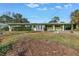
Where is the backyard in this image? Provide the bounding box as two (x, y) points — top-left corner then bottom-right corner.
(0, 31), (79, 56)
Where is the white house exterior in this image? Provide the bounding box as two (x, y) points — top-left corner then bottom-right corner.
(0, 23), (75, 31)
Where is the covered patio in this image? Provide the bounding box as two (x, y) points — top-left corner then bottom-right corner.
(3, 23), (74, 31)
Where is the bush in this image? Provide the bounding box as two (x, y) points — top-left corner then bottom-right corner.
(1, 27), (9, 31)
(76, 28), (79, 31)
(13, 27), (31, 31)
(0, 44), (12, 56)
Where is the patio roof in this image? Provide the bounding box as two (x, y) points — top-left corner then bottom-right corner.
(5, 23), (73, 25)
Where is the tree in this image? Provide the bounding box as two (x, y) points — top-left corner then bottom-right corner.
(22, 18), (30, 23)
(12, 13), (22, 23)
(49, 16), (60, 23)
(0, 15), (13, 23)
(71, 9), (79, 29)
(12, 13), (29, 23)
(0, 12), (30, 23)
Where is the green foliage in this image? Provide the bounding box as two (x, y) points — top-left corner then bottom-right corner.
(46, 24), (52, 27)
(0, 12), (30, 23)
(13, 27), (31, 31)
(49, 16), (60, 23)
(1, 27), (9, 31)
(71, 9), (79, 24)
(75, 28), (79, 31)
(0, 15), (13, 23)
(0, 44), (12, 56)
(64, 24), (71, 30)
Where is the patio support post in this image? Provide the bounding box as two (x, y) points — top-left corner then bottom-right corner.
(31, 25), (34, 30)
(76, 24), (78, 29)
(62, 25), (64, 31)
(42, 25), (45, 31)
(71, 24), (73, 31)
(53, 25), (55, 31)
(8, 25), (12, 31)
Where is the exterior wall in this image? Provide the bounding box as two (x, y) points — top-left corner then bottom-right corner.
(8, 24), (65, 31)
(47, 25), (64, 31)
(32, 25), (45, 31)
(25, 25), (30, 27)
(47, 27), (53, 31)
(6, 23), (73, 31)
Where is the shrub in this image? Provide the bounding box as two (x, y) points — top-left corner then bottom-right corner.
(76, 28), (79, 31)
(1, 27), (9, 31)
(13, 27), (31, 31)
(0, 44), (12, 56)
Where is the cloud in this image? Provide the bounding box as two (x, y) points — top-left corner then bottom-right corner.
(55, 6), (63, 9)
(37, 7), (48, 11)
(64, 4), (72, 8)
(25, 3), (40, 8)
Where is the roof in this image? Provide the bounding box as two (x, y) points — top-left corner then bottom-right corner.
(4, 23), (73, 25)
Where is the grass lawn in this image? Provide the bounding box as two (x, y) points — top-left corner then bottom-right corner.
(23, 31), (79, 50)
(0, 31), (79, 55)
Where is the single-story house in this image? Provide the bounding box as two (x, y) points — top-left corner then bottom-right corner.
(3, 23), (75, 31)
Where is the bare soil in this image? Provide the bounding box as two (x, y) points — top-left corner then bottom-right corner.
(6, 37), (79, 56)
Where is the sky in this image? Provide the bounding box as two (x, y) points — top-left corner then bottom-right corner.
(0, 3), (79, 23)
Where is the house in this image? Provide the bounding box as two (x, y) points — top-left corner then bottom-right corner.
(4, 23), (75, 31)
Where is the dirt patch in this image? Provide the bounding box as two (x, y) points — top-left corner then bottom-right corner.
(6, 37), (79, 56)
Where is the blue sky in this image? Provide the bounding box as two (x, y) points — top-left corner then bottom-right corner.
(0, 3), (79, 23)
